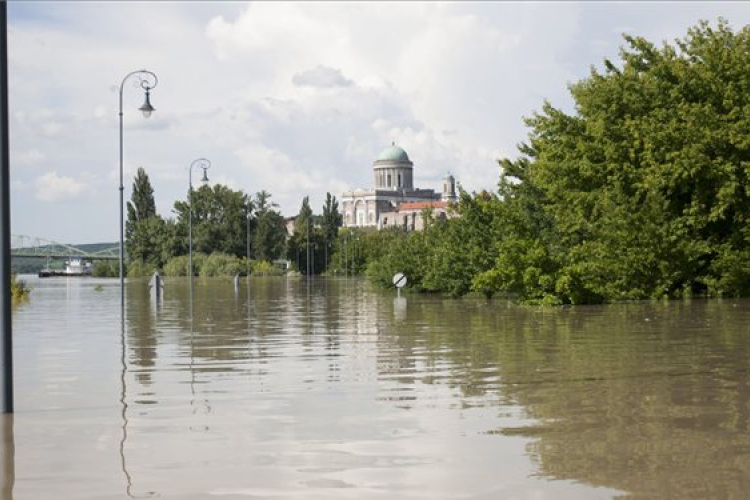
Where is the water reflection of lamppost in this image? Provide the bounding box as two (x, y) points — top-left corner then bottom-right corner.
(1, 414), (13, 499)
(119, 311), (156, 498)
(188, 159), (211, 300)
(119, 70), (157, 304)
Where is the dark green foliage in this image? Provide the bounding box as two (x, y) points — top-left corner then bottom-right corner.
(92, 260), (118, 277)
(173, 184), (251, 257)
(480, 18), (750, 303)
(126, 168), (170, 268)
(252, 190), (287, 261)
(287, 196), (327, 274)
(366, 19), (750, 304)
(126, 260), (157, 278)
(365, 227), (431, 290)
(321, 193), (343, 263)
(123, 167), (290, 275)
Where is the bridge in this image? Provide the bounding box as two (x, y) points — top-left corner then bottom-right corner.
(11, 234), (119, 261)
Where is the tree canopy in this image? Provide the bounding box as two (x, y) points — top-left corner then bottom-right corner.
(366, 19), (750, 303)
(484, 18), (750, 302)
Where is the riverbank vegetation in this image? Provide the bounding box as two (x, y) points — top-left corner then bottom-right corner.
(11, 273), (30, 305)
(366, 19), (750, 304)
(113, 19), (750, 305)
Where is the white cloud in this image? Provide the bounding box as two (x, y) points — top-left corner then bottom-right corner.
(8, 2), (750, 242)
(292, 65), (353, 89)
(14, 149), (45, 166)
(34, 171), (89, 202)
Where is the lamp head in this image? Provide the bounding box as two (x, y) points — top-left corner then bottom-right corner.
(201, 168), (209, 183)
(139, 88), (155, 118)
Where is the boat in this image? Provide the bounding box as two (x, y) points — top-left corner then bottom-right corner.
(38, 257), (93, 278)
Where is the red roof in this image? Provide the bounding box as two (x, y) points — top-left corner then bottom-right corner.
(399, 201), (447, 211)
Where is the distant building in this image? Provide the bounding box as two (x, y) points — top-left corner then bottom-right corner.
(284, 216), (296, 237)
(341, 143), (457, 230)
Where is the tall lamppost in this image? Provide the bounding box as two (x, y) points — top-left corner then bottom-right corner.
(344, 233), (348, 278)
(306, 216), (310, 278)
(188, 158), (211, 300)
(119, 69), (157, 305)
(246, 202), (252, 279)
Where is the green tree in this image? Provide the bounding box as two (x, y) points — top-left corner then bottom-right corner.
(481, 18), (750, 303)
(128, 167), (156, 220)
(320, 192), (343, 272)
(252, 190), (287, 261)
(173, 184), (251, 257)
(287, 196), (322, 274)
(126, 168), (167, 267)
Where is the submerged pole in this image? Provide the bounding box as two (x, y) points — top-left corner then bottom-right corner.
(0, 2), (13, 414)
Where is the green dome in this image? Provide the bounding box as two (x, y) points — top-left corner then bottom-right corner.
(377, 143), (410, 163)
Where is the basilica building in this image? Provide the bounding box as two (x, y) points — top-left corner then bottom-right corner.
(341, 143), (457, 230)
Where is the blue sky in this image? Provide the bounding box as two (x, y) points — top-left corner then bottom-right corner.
(8, 2), (750, 244)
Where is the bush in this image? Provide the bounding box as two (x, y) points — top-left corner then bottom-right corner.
(251, 260), (285, 276)
(163, 255), (190, 277)
(92, 260), (118, 277)
(11, 273), (30, 305)
(201, 252), (241, 277)
(127, 259), (157, 278)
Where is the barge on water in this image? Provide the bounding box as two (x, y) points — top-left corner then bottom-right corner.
(38, 257), (93, 278)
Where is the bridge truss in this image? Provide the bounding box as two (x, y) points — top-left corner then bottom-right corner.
(10, 234), (119, 261)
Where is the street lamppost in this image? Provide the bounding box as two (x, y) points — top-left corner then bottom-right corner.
(188, 158), (211, 300)
(344, 233), (348, 278)
(306, 216), (310, 278)
(119, 69), (157, 305)
(246, 202), (252, 279)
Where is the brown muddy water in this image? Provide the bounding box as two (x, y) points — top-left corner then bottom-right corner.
(2, 275), (750, 499)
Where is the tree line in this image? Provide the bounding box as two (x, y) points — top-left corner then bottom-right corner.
(113, 167), (345, 278)
(121, 19), (750, 305)
(363, 19), (750, 304)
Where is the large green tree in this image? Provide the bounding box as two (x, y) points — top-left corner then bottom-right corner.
(173, 184), (251, 257)
(320, 192), (343, 271)
(126, 167), (168, 267)
(478, 18), (750, 302)
(321, 193), (342, 242)
(252, 190), (287, 261)
(287, 196), (325, 274)
(362, 19), (750, 304)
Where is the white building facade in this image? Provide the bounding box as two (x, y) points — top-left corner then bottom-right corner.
(341, 144), (457, 230)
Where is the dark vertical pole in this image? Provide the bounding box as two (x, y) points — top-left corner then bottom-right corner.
(245, 206), (250, 278)
(0, 2), (13, 414)
(306, 217), (310, 278)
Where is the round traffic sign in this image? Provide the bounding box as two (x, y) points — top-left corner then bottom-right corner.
(392, 272), (407, 288)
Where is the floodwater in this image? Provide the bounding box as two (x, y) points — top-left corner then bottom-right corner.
(3, 276), (750, 499)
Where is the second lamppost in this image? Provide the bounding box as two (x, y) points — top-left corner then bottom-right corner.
(188, 158), (211, 299)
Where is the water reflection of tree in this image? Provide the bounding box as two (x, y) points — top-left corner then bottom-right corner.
(383, 298), (750, 499)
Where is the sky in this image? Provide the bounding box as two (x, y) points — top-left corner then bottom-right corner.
(8, 1), (750, 245)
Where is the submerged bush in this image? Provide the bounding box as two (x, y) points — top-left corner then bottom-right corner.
(127, 259), (157, 278)
(201, 252), (241, 277)
(11, 273), (30, 305)
(92, 260), (118, 278)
